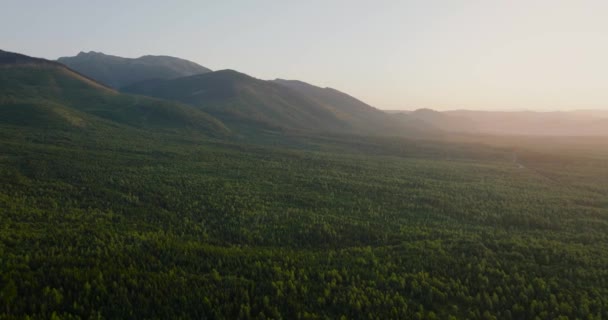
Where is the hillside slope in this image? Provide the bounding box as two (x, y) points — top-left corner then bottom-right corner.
(124, 71), (436, 137)
(273, 79), (430, 135)
(0, 50), (229, 136)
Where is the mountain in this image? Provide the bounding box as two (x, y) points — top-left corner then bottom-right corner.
(272, 79), (413, 133)
(57, 51), (211, 88)
(0, 49), (228, 136)
(124, 71), (436, 136)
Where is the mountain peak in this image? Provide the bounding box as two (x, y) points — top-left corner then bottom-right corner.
(212, 69), (253, 79)
(57, 52), (212, 88)
(77, 51), (105, 57)
(412, 108), (440, 114)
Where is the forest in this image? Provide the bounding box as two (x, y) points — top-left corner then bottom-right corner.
(1, 123), (607, 319)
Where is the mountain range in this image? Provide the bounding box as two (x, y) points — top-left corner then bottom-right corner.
(123, 70), (433, 136)
(3, 49), (608, 139)
(0, 50), (437, 141)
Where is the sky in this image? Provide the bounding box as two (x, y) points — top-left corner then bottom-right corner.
(3, 0), (608, 111)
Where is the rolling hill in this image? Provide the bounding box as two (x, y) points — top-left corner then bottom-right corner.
(57, 51), (211, 88)
(0, 50), (229, 136)
(123, 70), (436, 137)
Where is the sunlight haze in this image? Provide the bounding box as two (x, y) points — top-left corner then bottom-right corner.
(3, 0), (608, 110)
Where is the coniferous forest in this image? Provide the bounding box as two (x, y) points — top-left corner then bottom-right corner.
(2, 125), (608, 319)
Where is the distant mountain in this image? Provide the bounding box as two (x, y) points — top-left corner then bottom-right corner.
(387, 108), (608, 136)
(57, 51), (211, 88)
(389, 108), (478, 133)
(124, 71), (436, 136)
(446, 110), (608, 136)
(0, 49), (228, 136)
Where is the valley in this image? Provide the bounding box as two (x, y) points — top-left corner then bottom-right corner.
(0, 49), (607, 319)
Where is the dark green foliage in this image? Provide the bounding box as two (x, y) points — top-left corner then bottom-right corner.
(1, 123), (607, 319)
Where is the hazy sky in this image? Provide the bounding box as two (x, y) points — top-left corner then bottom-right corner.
(3, 0), (608, 111)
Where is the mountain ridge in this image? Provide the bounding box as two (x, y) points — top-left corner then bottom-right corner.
(124, 70), (437, 137)
(0, 50), (229, 136)
(57, 51), (212, 88)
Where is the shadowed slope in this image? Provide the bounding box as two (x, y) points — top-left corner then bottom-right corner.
(57, 51), (212, 88)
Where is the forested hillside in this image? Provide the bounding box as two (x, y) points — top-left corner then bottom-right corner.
(123, 70), (434, 137)
(0, 50), (229, 137)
